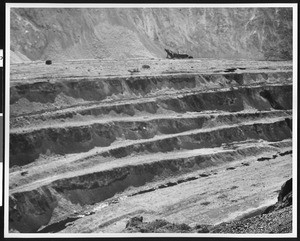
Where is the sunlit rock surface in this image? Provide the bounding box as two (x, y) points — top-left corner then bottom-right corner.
(10, 8), (292, 62)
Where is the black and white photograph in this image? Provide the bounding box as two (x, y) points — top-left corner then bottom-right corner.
(4, 3), (297, 237)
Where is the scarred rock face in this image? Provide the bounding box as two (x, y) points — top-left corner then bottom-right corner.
(10, 8), (292, 62)
(9, 187), (58, 233)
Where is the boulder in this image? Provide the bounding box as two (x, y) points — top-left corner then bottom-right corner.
(263, 178), (292, 214)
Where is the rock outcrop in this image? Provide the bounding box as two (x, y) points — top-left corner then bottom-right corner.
(124, 216), (193, 233)
(263, 178), (292, 214)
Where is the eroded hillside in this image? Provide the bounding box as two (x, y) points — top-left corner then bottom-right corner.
(10, 8), (292, 62)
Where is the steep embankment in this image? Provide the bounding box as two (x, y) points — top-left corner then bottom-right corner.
(10, 8), (292, 62)
(9, 59), (293, 233)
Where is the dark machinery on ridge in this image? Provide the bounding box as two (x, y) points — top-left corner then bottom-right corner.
(165, 48), (193, 59)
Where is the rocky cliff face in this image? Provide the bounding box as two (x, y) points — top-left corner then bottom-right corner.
(10, 8), (292, 62)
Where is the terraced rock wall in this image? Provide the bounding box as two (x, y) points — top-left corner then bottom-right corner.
(9, 63), (293, 233)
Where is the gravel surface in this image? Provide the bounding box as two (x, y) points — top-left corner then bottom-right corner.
(123, 179), (293, 234)
(211, 205), (292, 233)
(123, 205), (292, 234)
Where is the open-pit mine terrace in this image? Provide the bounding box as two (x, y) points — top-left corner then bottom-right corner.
(9, 58), (293, 233)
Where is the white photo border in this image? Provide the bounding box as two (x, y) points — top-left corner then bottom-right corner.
(4, 3), (298, 238)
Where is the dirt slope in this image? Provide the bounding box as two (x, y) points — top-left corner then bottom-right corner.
(10, 8), (292, 62)
(122, 179), (293, 233)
